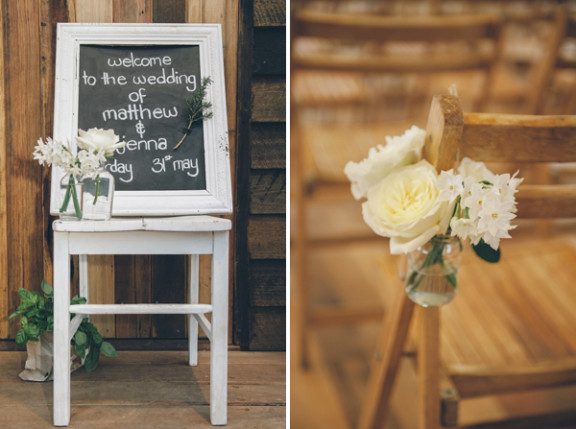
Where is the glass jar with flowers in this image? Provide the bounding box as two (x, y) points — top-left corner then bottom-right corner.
(345, 126), (522, 307)
(33, 128), (125, 221)
(76, 128), (125, 220)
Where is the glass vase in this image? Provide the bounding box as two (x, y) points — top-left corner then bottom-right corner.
(58, 174), (83, 221)
(82, 170), (115, 221)
(405, 235), (462, 307)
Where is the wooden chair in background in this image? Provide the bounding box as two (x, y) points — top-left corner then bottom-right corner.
(359, 94), (576, 429)
(291, 9), (504, 368)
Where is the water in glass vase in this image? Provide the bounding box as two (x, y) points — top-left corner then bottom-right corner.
(82, 171), (114, 220)
(404, 235), (461, 307)
(405, 269), (457, 307)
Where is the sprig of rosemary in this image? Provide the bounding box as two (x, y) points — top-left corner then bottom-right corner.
(173, 76), (214, 150)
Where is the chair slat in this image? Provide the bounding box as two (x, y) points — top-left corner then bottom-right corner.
(516, 185), (576, 218)
(461, 113), (576, 163)
(293, 53), (494, 73)
(294, 11), (500, 42)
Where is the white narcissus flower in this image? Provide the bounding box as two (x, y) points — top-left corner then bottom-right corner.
(435, 170), (463, 202)
(344, 125), (426, 200)
(362, 160), (453, 254)
(450, 217), (480, 243)
(76, 128), (126, 156)
(457, 157), (496, 183)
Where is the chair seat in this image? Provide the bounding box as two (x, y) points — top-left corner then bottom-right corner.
(53, 215), (232, 232)
(441, 235), (576, 397)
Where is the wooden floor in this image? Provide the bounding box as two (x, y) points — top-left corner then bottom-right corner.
(0, 350), (286, 428)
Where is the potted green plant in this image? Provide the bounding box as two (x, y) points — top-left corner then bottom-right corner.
(7, 279), (117, 381)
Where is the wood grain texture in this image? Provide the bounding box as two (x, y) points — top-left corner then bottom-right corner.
(4, 0), (45, 338)
(248, 307), (286, 350)
(247, 216), (286, 259)
(0, 350), (285, 427)
(88, 255), (116, 337)
(152, 0), (185, 23)
(294, 11), (500, 42)
(252, 78), (286, 122)
(249, 169), (286, 214)
(251, 123), (286, 169)
(113, 0), (151, 22)
(418, 307), (441, 429)
(254, 0), (285, 27)
(461, 112), (576, 163)
(249, 259), (285, 307)
(358, 289), (415, 429)
(253, 27), (286, 76)
(424, 95), (463, 172)
(40, 0), (70, 286)
(0, 0), (8, 338)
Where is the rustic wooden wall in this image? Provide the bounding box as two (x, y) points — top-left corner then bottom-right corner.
(236, 0), (286, 350)
(0, 0), (286, 351)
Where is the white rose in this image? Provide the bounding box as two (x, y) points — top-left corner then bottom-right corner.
(76, 128), (125, 156)
(362, 160), (453, 254)
(344, 125), (426, 200)
(457, 157), (496, 183)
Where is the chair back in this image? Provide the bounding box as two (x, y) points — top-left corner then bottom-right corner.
(425, 94), (576, 218)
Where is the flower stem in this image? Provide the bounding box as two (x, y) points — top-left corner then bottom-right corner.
(92, 174), (100, 205)
(59, 175), (73, 213)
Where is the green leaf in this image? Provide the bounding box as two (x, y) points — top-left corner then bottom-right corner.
(74, 330), (88, 346)
(70, 295), (87, 305)
(100, 341), (118, 357)
(472, 239), (501, 263)
(84, 346), (100, 372)
(23, 323), (40, 340)
(18, 289), (35, 307)
(41, 280), (53, 297)
(15, 329), (27, 346)
(74, 343), (87, 359)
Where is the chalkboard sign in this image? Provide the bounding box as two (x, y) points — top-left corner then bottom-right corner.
(51, 24), (232, 216)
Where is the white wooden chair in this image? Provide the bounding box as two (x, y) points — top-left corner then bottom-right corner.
(49, 23), (233, 427)
(52, 216), (231, 426)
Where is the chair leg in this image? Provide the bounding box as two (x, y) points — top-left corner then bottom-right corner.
(78, 255), (89, 301)
(210, 231), (228, 425)
(418, 306), (441, 429)
(53, 232), (71, 426)
(358, 290), (416, 429)
(189, 254), (200, 366)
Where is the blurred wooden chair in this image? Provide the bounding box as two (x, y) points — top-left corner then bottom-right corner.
(291, 10), (504, 368)
(359, 94), (576, 429)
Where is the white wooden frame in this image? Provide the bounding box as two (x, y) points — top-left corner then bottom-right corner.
(51, 23), (232, 216)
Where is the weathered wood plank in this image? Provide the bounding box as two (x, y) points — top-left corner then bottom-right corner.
(253, 27), (286, 76)
(0, 350), (285, 427)
(251, 123), (286, 169)
(87, 255), (116, 337)
(152, 255), (187, 338)
(247, 216), (286, 259)
(249, 260), (285, 307)
(0, 0), (9, 338)
(250, 169), (286, 214)
(152, 0), (185, 23)
(254, 0), (286, 27)
(235, 0), (255, 350)
(252, 78), (286, 122)
(249, 307), (286, 350)
(40, 0), (70, 287)
(113, 0), (151, 21)
(72, 0), (113, 21)
(4, 0), (45, 338)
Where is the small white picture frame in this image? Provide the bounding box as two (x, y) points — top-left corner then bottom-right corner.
(51, 23), (232, 216)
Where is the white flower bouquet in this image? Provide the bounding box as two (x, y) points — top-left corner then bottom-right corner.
(34, 128), (125, 219)
(345, 126), (522, 304)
